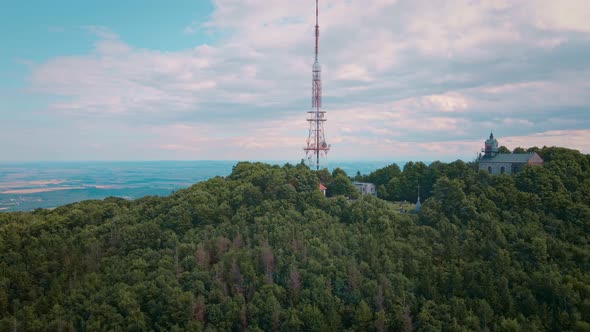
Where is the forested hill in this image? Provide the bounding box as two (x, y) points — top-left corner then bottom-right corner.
(1, 147), (589, 331)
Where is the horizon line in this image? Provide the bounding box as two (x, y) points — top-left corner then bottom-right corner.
(0, 158), (472, 164)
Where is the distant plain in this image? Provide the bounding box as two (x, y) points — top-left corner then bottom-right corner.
(0, 160), (398, 211)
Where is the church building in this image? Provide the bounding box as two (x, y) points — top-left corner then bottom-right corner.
(478, 132), (543, 175)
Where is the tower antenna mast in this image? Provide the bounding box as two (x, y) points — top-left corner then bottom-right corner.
(315, 0), (319, 61)
(304, 0), (330, 170)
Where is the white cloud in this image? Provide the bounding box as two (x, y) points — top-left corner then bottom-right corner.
(500, 130), (590, 152)
(532, 0), (590, 33)
(335, 64), (372, 82)
(20, 0), (590, 160)
(415, 94), (471, 113)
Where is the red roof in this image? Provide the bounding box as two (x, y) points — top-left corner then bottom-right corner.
(319, 183), (327, 190)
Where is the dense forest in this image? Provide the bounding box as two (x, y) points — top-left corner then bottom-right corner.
(1, 146), (589, 331)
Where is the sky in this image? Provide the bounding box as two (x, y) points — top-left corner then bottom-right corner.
(1, 0), (589, 162)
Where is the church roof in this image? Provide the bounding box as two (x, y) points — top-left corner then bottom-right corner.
(482, 152), (541, 163)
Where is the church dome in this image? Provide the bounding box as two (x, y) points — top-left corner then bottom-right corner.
(485, 132), (498, 146)
(483, 131), (499, 157)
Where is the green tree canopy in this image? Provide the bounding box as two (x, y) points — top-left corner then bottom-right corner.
(1, 147), (589, 331)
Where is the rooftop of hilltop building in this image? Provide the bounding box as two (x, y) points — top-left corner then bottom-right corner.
(481, 153), (542, 163)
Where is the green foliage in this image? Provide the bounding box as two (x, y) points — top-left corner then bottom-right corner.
(327, 175), (360, 199)
(365, 163), (401, 186)
(386, 161), (434, 201)
(1, 148), (589, 331)
(513, 147), (527, 154)
(331, 167), (348, 179)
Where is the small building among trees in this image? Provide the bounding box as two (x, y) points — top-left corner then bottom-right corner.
(478, 132), (544, 175)
(318, 183), (327, 196)
(353, 182), (377, 196)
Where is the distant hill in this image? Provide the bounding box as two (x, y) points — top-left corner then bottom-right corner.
(1, 147), (589, 331)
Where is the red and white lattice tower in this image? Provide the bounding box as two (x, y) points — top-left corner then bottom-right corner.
(304, 0), (330, 171)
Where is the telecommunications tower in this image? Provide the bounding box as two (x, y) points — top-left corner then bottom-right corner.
(304, 0), (330, 170)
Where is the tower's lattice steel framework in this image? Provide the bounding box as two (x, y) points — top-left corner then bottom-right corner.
(304, 0), (330, 170)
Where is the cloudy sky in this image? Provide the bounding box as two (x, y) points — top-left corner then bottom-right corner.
(1, 0), (589, 162)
